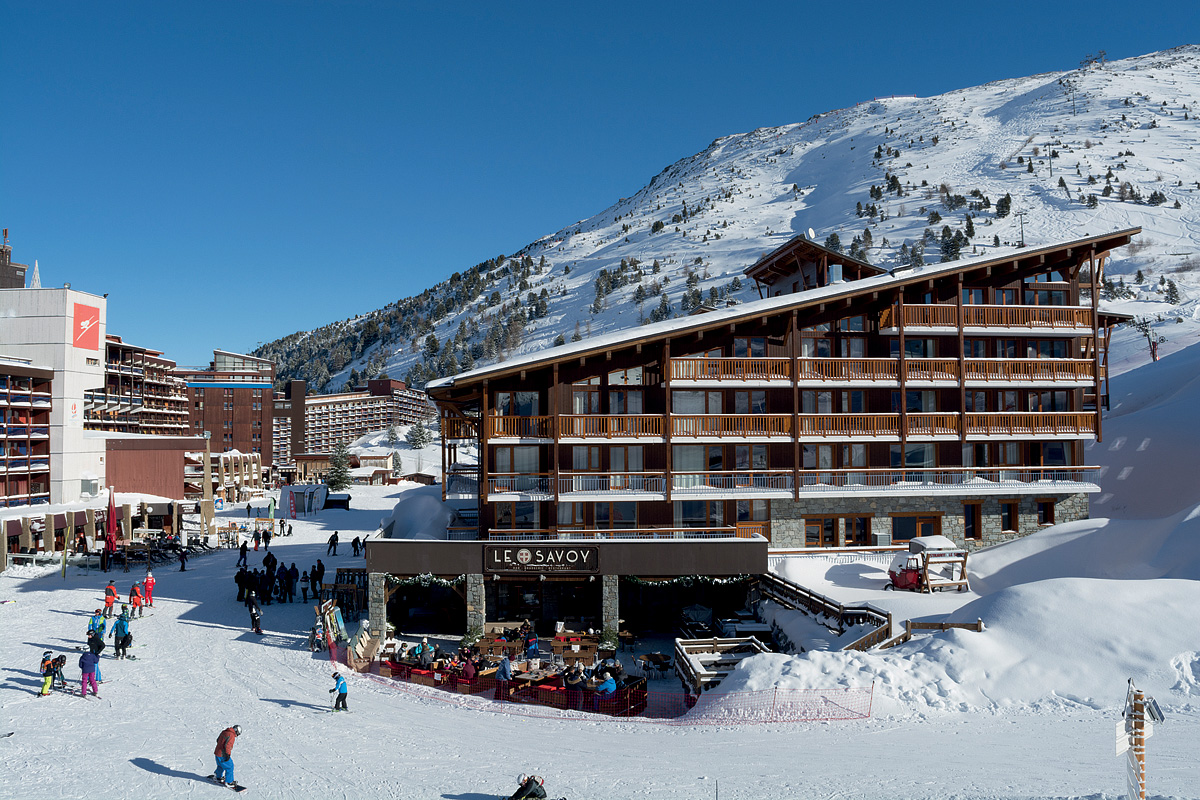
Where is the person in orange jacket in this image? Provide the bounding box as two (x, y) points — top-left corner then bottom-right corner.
(103, 580), (118, 618)
(143, 571), (155, 608)
(129, 582), (145, 618)
(209, 725), (242, 788)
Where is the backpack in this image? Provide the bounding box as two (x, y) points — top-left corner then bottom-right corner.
(41, 656), (54, 675)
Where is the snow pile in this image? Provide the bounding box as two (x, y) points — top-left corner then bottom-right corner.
(379, 484), (453, 539)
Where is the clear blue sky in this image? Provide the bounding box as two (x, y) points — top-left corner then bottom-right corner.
(3, 1), (1194, 365)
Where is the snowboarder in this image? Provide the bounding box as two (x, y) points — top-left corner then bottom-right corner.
(329, 672), (348, 711)
(210, 724), (242, 789)
(129, 582), (145, 618)
(104, 580), (118, 618)
(110, 609), (132, 660)
(248, 592), (263, 635)
(351, 536), (361, 557)
(144, 571), (156, 608)
(78, 650), (100, 697)
(326, 531), (339, 556)
(509, 773), (549, 800)
(236, 540), (248, 568)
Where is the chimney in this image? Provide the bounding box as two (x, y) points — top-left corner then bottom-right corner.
(829, 264), (844, 284)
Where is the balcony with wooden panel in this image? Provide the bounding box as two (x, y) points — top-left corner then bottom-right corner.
(442, 417), (479, 440)
(670, 470), (794, 499)
(558, 472), (667, 499)
(793, 466), (1101, 497)
(486, 415), (554, 441)
(669, 357), (792, 385)
(795, 357), (1094, 388)
(795, 358), (899, 386)
(880, 304), (1094, 335)
(559, 414), (663, 441)
(485, 526), (764, 542)
(670, 414), (792, 440)
(963, 359), (1095, 386)
(486, 472), (552, 499)
(964, 412), (1096, 439)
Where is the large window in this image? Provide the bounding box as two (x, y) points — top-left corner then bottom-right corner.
(572, 446), (600, 471)
(840, 390), (866, 413)
(891, 390), (936, 413)
(962, 288), (985, 304)
(594, 502), (637, 529)
(963, 503), (982, 540)
(557, 502), (585, 528)
(495, 502), (539, 529)
(890, 338), (936, 358)
(496, 391), (539, 416)
(805, 518), (837, 547)
(734, 444), (768, 471)
(572, 378), (600, 414)
(1000, 501), (1019, 532)
(609, 388), (643, 414)
(608, 367), (643, 385)
(1029, 340), (1069, 359)
(802, 391), (832, 414)
(610, 446), (644, 490)
(891, 514), (939, 541)
(494, 445), (539, 474)
(674, 499), (724, 529)
(1039, 442), (1072, 467)
(963, 339), (988, 358)
(1028, 390), (1070, 412)
(734, 390), (766, 414)
(733, 337), (766, 358)
(802, 444), (833, 470)
(845, 516), (871, 546)
(672, 390), (722, 414)
(736, 499), (769, 522)
(890, 443), (934, 469)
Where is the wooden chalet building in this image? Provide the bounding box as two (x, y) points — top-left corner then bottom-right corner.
(364, 228), (1136, 638)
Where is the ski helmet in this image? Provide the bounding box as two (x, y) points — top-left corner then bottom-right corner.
(518, 775), (527, 785)
(232, 725), (241, 735)
(95, 609), (102, 615)
(146, 571), (152, 577)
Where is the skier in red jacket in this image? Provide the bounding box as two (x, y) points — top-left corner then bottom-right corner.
(103, 580), (118, 618)
(143, 571), (155, 607)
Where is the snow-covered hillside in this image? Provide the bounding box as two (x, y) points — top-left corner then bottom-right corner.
(258, 45), (1200, 394)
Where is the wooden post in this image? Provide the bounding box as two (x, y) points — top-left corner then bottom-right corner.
(1089, 247), (1103, 442)
(1130, 689), (1146, 800)
(791, 309), (800, 502)
(43, 514), (54, 553)
(19, 517), (32, 552)
(664, 339), (672, 504)
(956, 272), (967, 442)
(897, 291), (907, 449)
(551, 362), (560, 514)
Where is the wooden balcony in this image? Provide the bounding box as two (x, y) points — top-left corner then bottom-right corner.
(964, 412), (1096, 437)
(905, 359), (959, 383)
(963, 359), (1094, 384)
(559, 472), (666, 494)
(671, 470), (794, 494)
(796, 414), (900, 438)
(442, 417), (479, 439)
(486, 473), (552, 495)
(796, 358), (897, 383)
(486, 527), (762, 541)
(559, 414), (662, 439)
(487, 415), (553, 439)
(883, 304), (1094, 333)
(671, 414), (792, 439)
(670, 357), (791, 383)
(795, 466), (1101, 496)
(905, 412), (959, 438)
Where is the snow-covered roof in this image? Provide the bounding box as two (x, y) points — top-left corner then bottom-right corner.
(428, 227), (1140, 391)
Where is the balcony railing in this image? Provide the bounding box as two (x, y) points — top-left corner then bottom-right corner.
(796, 466), (1101, 493)
(670, 357), (791, 382)
(485, 527), (761, 541)
(671, 470), (793, 492)
(443, 417), (479, 439)
(796, 414), (900, 438)
(558, 472), (666, 494)
(560, 415), (662, 438)
(904, 412), (959, 437)
(965, 412), (1096, 436)
(964, 359), (1095, 383)
(906, 359), (959, 382)
(885, 304), (1093, 330)
(487, 473), (552, 494)
(671, 414), (791, 438)
(488, 415), (553, 439)
(797, 358), (897, 382)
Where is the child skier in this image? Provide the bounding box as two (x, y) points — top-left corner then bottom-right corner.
(110, 608), (132, 660)
(144, 570), (155, 608)
(88, 609), (106, 638)
(86, 629), (106, 682)
(329, 672), (348, 712)
(247, 591), (263, 635)
(52, 655), (67, 691)
(78, 650), (100, 697)
(129, 582), (145, 618)
(39, 651), (55, 696)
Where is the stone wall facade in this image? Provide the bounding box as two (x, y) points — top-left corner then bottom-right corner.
(368, 572), (387, 638)
(465, 573), (486, 634)
(769, 492), (1089, 551)
(601, 574), (620, 632)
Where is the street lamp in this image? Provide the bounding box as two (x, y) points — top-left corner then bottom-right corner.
(203, 430), (212, 537)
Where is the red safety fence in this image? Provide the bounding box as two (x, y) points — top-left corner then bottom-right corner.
(342, 653), (872, 725)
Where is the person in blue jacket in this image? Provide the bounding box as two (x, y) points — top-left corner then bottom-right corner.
(329, 672), (348, 711)
(110, 609), (132, 660)
(494, 651), (513, 701)
(88, 609), (106, 638)
(592, 669), (616, 712)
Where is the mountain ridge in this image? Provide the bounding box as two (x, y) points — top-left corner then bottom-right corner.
(253, 44), (1200, 393)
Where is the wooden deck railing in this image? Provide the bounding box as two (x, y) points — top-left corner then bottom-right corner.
(795, 466), (1101, 492)
(670, 357), (792, 382)
(905, 412), (959, 437)
(963, 359), (1094, 383)
(894, 304), (1093, 330)
(442, 417), (479, 439)
(485, 527), (761, 541)
(796, 358), (898, 382)
(905, 359), (959, 382)
(488, 416), (553, 439)
(671, 414), (792, 438)
(964, 412), (1096, 436)
(558, 472), (666, 493)
(795, 414), (900, 437)
(758, 572), (891, 641)
(560, 415), (663, 438)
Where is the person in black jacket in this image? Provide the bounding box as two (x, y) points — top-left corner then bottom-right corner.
(247, 592), (263, 635)
(235, 568), (247, 602)
(236, 540), (248, 568)
(509, 774), (548, 800)
(286, 563), (299, 603)
(326, 531), (339, 556)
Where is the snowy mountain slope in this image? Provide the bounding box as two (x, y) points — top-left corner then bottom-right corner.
(256, 45), (1200, 394)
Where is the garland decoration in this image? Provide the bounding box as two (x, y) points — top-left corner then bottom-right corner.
(385, 573), (466, 589)
(622, 574), (754, 588)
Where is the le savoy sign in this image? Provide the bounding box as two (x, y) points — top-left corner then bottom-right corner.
(484, 545), (600, 574)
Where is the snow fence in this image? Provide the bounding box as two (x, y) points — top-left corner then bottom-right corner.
(349, 652), (872, 725)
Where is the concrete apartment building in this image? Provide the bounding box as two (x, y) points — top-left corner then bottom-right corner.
(301, 379), (433, 454)
(175, 350), (275, 460)
(84, 334), (190, 436)
(0, 357), (53, 508)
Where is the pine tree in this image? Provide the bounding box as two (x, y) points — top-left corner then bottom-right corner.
(405, 421), (434, 449)
(1166, 280), (1180, 304)
(1135, 270), (1144, 284)
(823, 232), (842, 253)
(386, 425), (399, 450)
(326, 441), (352, 491)
(553, 334), (566, 347)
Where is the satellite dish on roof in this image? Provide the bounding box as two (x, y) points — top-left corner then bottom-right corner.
(808, 228), (816, 240)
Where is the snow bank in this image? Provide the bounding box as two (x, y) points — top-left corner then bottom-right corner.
(380, 484), (453, 539)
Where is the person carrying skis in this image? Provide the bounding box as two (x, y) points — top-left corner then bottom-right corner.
(78, 650), (100, 697)
(144, 571), (155, 608)
(104, 580), (118, 618)
(129, 582), (145, 618)
(247, 592), (263, 635)
(110, 608), (132, 660)
(39, 651), (55, 696)
(329, 672), (348, 712)
(210, 724), (241, 788)
(509, 773), (548, 800)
